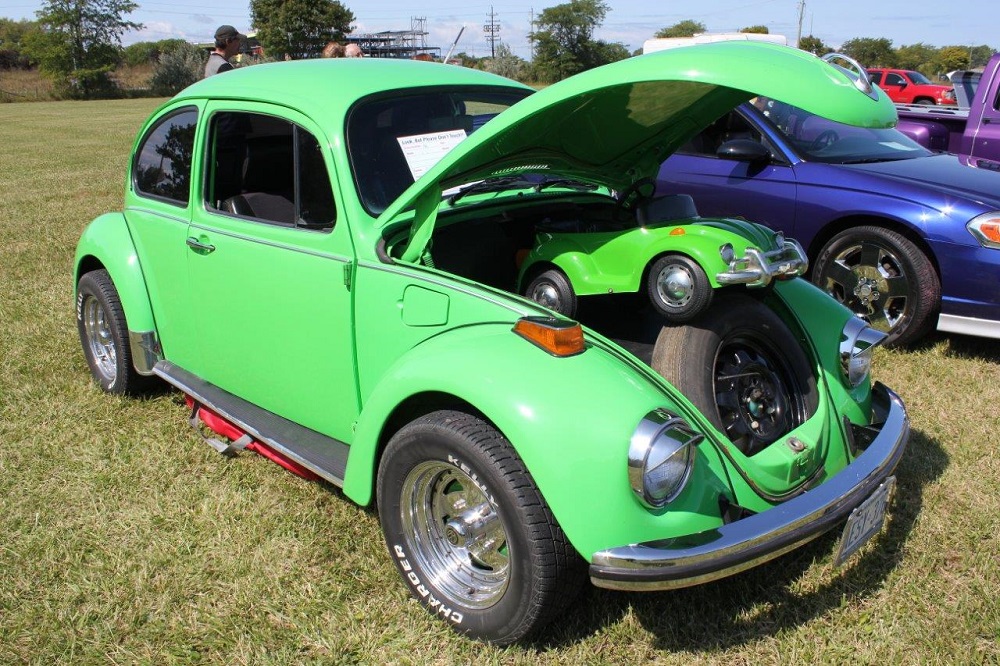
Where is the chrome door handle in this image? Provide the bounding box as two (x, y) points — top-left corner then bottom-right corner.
(186, 236), (216, 253)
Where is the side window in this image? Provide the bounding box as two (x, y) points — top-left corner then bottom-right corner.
(133, 108), (197, 205)
(885, 73), (905, 86)
(869, 71), (883, 85)
(206, 111), (336, 232)
(678, 110), (762, 156)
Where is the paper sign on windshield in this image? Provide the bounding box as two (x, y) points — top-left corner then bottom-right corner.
(397, 130), (468, 181)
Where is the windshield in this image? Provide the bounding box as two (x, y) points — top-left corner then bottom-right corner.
(905, 70), (932, 85)
(752, 97), (932, 164)
(346, 87), (533, 215)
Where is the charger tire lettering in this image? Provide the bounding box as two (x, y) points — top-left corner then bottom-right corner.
(393, 543), (464, 624)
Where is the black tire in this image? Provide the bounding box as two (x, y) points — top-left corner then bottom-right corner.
(524, 268), (577, 318)
(812, 225), (940, 346)
(646, 254), (713, 323)
(76, 269), (146, 395)
(376, 410), (583, 644)
(651, 294), (817, 456)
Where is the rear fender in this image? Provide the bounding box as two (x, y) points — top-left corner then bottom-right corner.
(74, 212), (157, 344)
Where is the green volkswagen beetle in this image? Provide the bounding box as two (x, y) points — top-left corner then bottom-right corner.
(74, 42), (909, 644)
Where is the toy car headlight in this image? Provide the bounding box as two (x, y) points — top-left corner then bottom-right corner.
(839, 318), (887, 387)
(629, 410), (703, 509)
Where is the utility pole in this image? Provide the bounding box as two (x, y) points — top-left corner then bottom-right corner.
(796, 0), (806, 48)
(529, 8), (535, 60)
(483, 6), (500, 58)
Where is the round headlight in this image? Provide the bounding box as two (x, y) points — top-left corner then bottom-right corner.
(839, 317), (887, 387)
(629, 410), (703, 509)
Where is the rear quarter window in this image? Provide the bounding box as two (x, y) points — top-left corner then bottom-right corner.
(133, 107), (198, 206)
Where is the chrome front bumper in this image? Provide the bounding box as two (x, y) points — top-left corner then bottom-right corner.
(716, 239), (809, 288)
(589, 383), (909, 591)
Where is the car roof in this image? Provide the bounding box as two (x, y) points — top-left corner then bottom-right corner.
(173, 58), (532, 133)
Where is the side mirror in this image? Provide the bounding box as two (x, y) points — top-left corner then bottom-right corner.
(717, 139), (771, 163)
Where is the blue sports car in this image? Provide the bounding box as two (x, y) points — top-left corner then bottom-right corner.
(657, 96), (1000, 345)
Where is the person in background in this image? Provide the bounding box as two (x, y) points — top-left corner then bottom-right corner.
(205, 25), (245, 77)
(345, 43), (363, 58)
(322, 41), (345, 58)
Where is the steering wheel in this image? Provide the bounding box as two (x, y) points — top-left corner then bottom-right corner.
(810, 130), (839, 151)
(616, 177), (657, 213)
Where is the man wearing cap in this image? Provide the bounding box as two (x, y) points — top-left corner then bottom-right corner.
(205, 25), (245, 77)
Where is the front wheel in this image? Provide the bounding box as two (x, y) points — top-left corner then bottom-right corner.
(376, 411), (582, 644)
(647, 254), (712, 323)
(651, 295), (816, 455)
(524, 268), (577, 318)
(812, 226), (939, 346)
(76, 269), (147, 395)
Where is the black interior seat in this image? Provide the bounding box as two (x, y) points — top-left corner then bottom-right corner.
(635, 194), (699, 225)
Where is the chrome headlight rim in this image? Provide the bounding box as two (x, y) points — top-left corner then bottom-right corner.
(839, 317), (887, 387)
(967, 211), (1000, 249)
(628, 410), (703, 509)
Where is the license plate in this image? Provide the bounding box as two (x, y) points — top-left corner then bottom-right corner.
(835, 476), (895, 566)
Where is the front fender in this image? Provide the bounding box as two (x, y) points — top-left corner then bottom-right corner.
(342, 323), (732, 559)
(74, 212), (156, 334)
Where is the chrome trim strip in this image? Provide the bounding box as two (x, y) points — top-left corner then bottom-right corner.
(128, 329), (162, 375)
(937, 313), (1000, 340)
(589, 383), (908, 591)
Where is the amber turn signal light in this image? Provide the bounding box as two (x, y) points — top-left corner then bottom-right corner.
(968, 213), (1000, 249)
(513, 317), (585, 357)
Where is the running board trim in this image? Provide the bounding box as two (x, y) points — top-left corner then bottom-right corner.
(154, 361), (348, 487)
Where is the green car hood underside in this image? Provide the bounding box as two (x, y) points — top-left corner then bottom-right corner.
(376, 41), (897, 241)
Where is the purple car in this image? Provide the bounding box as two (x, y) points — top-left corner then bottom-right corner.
(657, 96), (1000, 345)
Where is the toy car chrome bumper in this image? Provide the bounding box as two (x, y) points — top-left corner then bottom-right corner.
(589, 382), (908, 591)
(716, 238), (808, 287)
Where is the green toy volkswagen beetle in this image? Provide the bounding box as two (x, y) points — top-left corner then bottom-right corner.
(517, 187), (808, 321)
(74, 43), (908, 644)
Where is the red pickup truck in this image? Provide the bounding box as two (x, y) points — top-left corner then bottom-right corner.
(867, 67), (957, 105)
(893, 52), (1000, 171)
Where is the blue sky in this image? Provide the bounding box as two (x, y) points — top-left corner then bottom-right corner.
(3, 0), (993, 59)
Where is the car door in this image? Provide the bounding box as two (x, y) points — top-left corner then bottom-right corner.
(656, 106), (800, 236)
(124, 103), (200, 369)
(184, 101), (359, 443)
(967, 67), (1000, 167)
(881, 72), (909, 103)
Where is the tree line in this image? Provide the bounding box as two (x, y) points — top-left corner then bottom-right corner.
(2, 0), (996, 101)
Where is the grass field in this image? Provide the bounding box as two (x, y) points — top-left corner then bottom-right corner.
(0, 99), (997, 664)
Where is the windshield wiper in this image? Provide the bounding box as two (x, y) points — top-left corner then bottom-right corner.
(839, 156), (915, 164)
(533, 178), (599, 193)
(447, 176), (534, 205)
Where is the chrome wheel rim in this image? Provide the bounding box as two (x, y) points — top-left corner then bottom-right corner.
(655, 262), (694, 308)
(530, 281), (562, 311)
(820, 240), (908, 334)
(400, 461), (509, 609)
(82, 294), (117, 381)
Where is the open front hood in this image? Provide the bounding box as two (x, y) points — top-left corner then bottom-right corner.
(376, 42), (897, 229)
